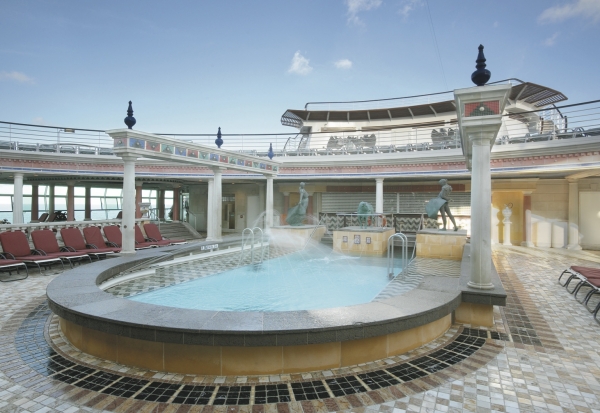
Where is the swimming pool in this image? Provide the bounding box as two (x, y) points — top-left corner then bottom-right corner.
(130, 248), (403, 312)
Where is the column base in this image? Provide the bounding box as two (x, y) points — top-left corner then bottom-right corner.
(521, 241), (535, 247)
(566, 244), (582, 250)
(205, 237), (223, 243)
(502, 241), (512, 246)
(467, 281), (495, 290)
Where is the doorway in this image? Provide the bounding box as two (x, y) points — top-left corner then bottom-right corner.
(222, 195), (235, 230)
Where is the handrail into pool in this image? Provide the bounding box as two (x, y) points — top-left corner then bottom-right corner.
(387, 232), (408, 278)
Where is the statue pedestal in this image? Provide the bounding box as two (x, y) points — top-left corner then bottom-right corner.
(333, 226), (395, 257)
(502, 221), (512, 246)
(416, 229), (467, 261)
(270, 225), (326, 248)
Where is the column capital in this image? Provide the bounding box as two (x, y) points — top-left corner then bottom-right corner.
(210, 166), (227, 174)
(375, 178), (384, 183)
(121, 154), (138, 162)
(283, 192), (290, 196)
(469, 134), (495, 145)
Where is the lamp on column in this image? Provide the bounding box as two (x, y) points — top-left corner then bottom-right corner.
(124, 101), (136, 129)
(267, 143), (274, 160)
(215, 127), (223, 148)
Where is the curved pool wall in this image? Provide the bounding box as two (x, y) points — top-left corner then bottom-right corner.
(46, 244), (503, 376)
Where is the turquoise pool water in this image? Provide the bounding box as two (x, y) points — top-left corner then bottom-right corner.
(130, 248), (401, 312)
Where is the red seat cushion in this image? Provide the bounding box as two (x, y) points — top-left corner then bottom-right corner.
(144, 223), (186, 244)
(103, 226), (122, 246)
(60, 228), (87, 250)
(83, 227), (114, 249)
(31, 230), (62, 254)
(0, 231), (33, 257)
(8, 255), (61, 262)
(572, 266), (600, 278)
(0, 258), (25, 267)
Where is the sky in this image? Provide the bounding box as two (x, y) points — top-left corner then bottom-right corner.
(1, 0), (600, 135)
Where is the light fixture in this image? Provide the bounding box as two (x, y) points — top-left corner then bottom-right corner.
(63, 128), (75, 133)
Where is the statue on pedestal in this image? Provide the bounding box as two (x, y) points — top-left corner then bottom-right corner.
(357, 201), (375, 229)
(286, 182), (308, 226)
(425, 179), (459, 231)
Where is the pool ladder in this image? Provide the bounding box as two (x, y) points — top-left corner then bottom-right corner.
(387, 232), (414, 279)
(239, 227), (267, 266)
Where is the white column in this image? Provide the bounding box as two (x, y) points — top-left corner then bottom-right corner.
(502, 207), (512, 246)
(212, 167), (224, 241)
(265, 175), (274, 230)
(567, 180), (582, 250)
(121, 155), (137, 254)
(206, 179), (214, 240)
(12, 173), (24, 224)
(258, 183), (266, 228)
(521, 191), (534, 247)
(468, 136), (494, 290)
(375, 178), (384, 214)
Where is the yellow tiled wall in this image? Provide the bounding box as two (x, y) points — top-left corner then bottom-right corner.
(59, 314), (451, 376)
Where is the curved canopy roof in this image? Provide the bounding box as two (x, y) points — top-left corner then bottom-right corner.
(281, 82), (567, 129)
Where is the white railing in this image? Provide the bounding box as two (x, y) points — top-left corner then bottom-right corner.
(1, 100), (599, 158)
(0, 218), (150, 239)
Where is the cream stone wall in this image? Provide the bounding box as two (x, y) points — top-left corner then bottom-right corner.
(415, 230), (467, 260)
(530, 179), (568, 247)
(531, 179), (568, 221)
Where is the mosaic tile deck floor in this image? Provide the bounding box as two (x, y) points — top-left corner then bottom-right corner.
(1, 246), (600, 412)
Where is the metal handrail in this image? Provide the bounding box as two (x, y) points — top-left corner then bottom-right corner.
(239, 227), (267, 266)
(188, 210), (199, 231)
(387, 232), (408, 279)
(252, 227), (266, 264)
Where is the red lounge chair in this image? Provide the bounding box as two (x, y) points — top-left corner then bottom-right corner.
(83, 226), (121, 252)
(0, 231), (64, 273)
(558, 266), (600, 324)
(135, 224), (169, 247)
(60, 227), (117, 260)
(558, 266), (600, 292)
(0, 253), (28, 282)
(143, 223), (187, 245)
(31, 229), (92, 268)
(103, 225), (155, 250)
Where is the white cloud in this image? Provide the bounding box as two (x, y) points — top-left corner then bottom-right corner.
(32, 117), (46, 125)
(398, 0), (423, 18)
(539, 0), (600, 23)
(335, 59), (353, 69)
(346, 0), (382, 26)
(543, 32), (560, 46)
(288, 51), (313, 75)
(0, 71), (35, 84)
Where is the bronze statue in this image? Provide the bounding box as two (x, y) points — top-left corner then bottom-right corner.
(356, 201), (375, 229)
(425, 179), (458, 231)
(286, 182), (309, 226)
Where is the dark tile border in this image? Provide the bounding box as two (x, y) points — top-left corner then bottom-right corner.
(4, 299), (505, 409)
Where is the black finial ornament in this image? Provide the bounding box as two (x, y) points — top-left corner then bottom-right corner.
(267, 143), (274, 160)
(471, 44), (491, 86)
(124, 101), (136, 129)
(215, 127), (223, 148)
